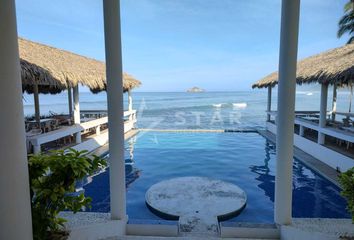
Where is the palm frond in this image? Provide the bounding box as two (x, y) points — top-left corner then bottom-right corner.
(337, 1), (354, 41)
(344, 1), (354, 13)
(337, 22), (354, 38)
(339, 13), (354, 26)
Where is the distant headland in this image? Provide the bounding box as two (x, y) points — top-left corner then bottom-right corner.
(187, 87), (204, 93)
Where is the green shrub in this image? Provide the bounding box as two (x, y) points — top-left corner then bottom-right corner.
(339, 167), (354, 223)
(28, 149), (107, 240)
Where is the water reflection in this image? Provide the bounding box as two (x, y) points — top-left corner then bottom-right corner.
(125, 136), (141, 187)
(76, 136), (141, 212)
(249, 141), (275, 202)
(249, 140), (349, 218)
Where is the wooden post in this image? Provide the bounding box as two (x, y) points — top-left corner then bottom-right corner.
(73, 85), (81, 143)
(331, 84), (337, 121)
(68, 87), (73, 119)
(33, 83), (40, 125)
(267, 86), (272, 122)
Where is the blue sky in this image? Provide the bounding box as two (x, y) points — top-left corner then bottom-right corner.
(16, 0), (349, 91)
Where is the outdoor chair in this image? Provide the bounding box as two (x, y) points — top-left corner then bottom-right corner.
(49, 111), (73, 125)
(49, 119), (60, 131)
(342, 117), (353, 127)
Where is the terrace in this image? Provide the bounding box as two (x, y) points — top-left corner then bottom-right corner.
(18, 38), (140, 154)
(253, 43), (354, 172)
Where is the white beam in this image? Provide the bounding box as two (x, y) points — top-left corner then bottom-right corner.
(318, 83), (328, 144)
(275, 0), (300, 225)
(73, 85), (81, 143)
(267, 86), (272, 121)
(331, 84), (337, 121)
(0, 0), (33, 239)
(103, 0), (127, 222)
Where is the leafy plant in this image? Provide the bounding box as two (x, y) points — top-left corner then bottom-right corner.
(339, 167), (354, 223)
(28, 149), (107, 240)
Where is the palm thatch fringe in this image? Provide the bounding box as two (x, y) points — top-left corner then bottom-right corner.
(252, 43), (354, 88)
(19, 38), (141, 94)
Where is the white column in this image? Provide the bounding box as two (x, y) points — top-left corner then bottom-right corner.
(33, 83), (40, 125)
(73, 85), (81, 143)
(274, 0), (300, 225)
(299, 125), (305, 136)
(68, 87), (73, 119)
(267, 86), (272, 121)
(128, 89), (133, 112)
(103, 0), (127, 221)
(128, 89), (133, 121)
(95, 126), (101, 135)
(33, 144), (41, 154)
(331, 84), (337, 121)
(318, 83), (328, 144)
(0, 0), (33, 239)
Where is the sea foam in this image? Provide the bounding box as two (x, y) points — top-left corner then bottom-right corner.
(233, 103), (247, 109)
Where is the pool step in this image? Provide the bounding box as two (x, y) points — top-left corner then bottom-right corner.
(127, 219), (178, 237)
(110, 236), (279, 240)
(123, 220), (279, 239)
(220, 222), (280, 239)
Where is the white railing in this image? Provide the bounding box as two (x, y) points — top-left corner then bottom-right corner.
(267, 110), (354, 144)
(266, 110), (323, 119)
(334, 111), (354, 118)
(124, 109), (137, 123)
(27, 110), (137, 154)
(80, 110), (107, 119)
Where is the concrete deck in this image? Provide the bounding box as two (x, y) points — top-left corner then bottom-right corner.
(282, 218), (354, 240)
(61, 212), (353, 240)
(258, 130), (341, 187)
(145, 177), (247, 237)
(110, 237), (278, 240)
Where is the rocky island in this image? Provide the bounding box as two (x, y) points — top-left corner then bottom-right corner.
(187, 87), (204, 93)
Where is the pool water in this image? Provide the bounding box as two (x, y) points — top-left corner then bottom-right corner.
(82, 132), (350, 223)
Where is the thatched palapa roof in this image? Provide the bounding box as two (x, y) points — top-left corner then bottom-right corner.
(19, 38), (141, 94)
(252, 43), (354, 88)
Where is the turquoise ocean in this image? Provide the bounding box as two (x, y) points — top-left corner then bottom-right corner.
(22, 89), (353, 130)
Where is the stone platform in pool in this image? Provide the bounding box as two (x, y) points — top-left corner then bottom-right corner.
(145, 177), (247, 236)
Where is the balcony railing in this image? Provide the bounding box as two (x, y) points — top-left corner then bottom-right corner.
(26, 110), (137, 154)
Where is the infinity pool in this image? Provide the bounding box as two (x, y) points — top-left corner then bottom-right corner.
(82, 132), (350, 222)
